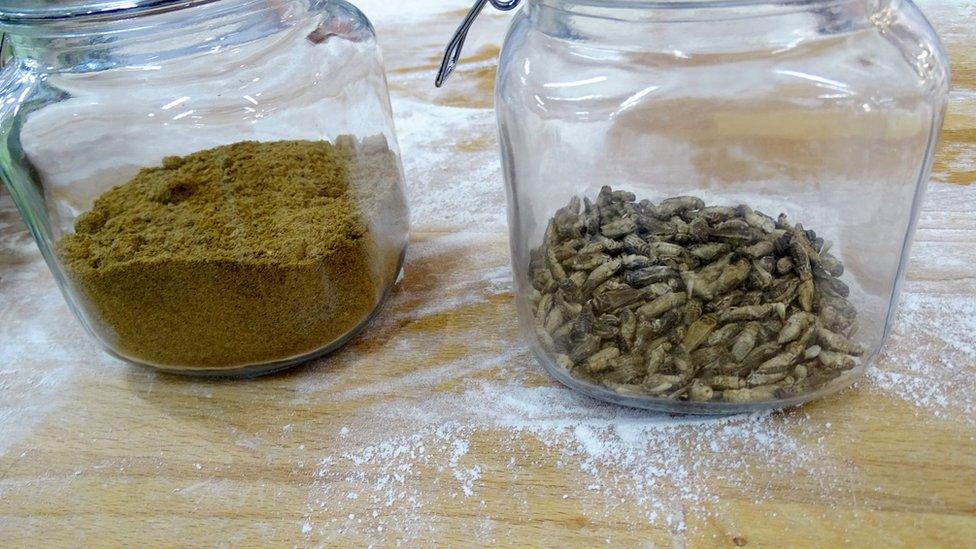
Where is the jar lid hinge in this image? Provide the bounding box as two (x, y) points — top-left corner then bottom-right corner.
(435, 0), (520, 88)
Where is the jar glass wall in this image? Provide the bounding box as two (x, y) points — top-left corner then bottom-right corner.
(0, 0), (409, 376)
(495, 0), (949, 412)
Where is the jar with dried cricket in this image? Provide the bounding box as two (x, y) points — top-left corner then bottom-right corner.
(437, 0), (949, 412)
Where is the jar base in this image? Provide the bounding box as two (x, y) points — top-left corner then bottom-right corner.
(532, 342), (864, 416)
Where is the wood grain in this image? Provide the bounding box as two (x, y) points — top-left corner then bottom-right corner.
(0, 1), (974, 547)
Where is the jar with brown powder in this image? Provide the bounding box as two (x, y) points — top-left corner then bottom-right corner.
(0, 0), (409, 375)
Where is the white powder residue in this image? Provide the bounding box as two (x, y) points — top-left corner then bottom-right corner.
(867, 293), (976, 420)
(299, 345), (856, 540)
(446, 437), (480, 497)
(393, 231), (513, 320)
(392, 96), (506, 228)
(0, 200), (97, 454)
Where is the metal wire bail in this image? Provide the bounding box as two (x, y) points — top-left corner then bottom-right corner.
(434, 0), (521, 88)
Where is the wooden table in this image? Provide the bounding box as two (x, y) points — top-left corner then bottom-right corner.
(1, 1), (974, 546)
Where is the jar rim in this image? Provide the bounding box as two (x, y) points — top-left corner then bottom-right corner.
(0, 0), (220, 25)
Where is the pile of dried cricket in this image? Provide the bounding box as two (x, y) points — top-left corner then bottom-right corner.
(530, 186), (864, 404)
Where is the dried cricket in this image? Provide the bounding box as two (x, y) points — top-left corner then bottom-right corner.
(530, 187), (863, 406)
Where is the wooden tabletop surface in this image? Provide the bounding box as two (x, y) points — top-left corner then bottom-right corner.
(1, 1), (974, 546)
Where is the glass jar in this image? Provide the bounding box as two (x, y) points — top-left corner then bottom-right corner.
(444, 0), (949, 412)
(0, 0), (409, 376)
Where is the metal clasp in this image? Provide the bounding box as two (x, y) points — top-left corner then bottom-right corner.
(435, 0), (521, 88)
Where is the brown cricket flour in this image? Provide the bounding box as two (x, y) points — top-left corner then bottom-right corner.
(57, 138), (407, 370)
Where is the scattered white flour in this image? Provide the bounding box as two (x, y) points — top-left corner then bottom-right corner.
(869, 293), (976, 419)
(392, 96), (506, 228)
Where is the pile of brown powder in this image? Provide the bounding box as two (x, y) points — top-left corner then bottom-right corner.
(58, 138), (406, 371)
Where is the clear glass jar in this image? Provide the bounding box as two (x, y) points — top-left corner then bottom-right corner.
(0, 0), (409, 376)
(469, 0), (950, 412)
